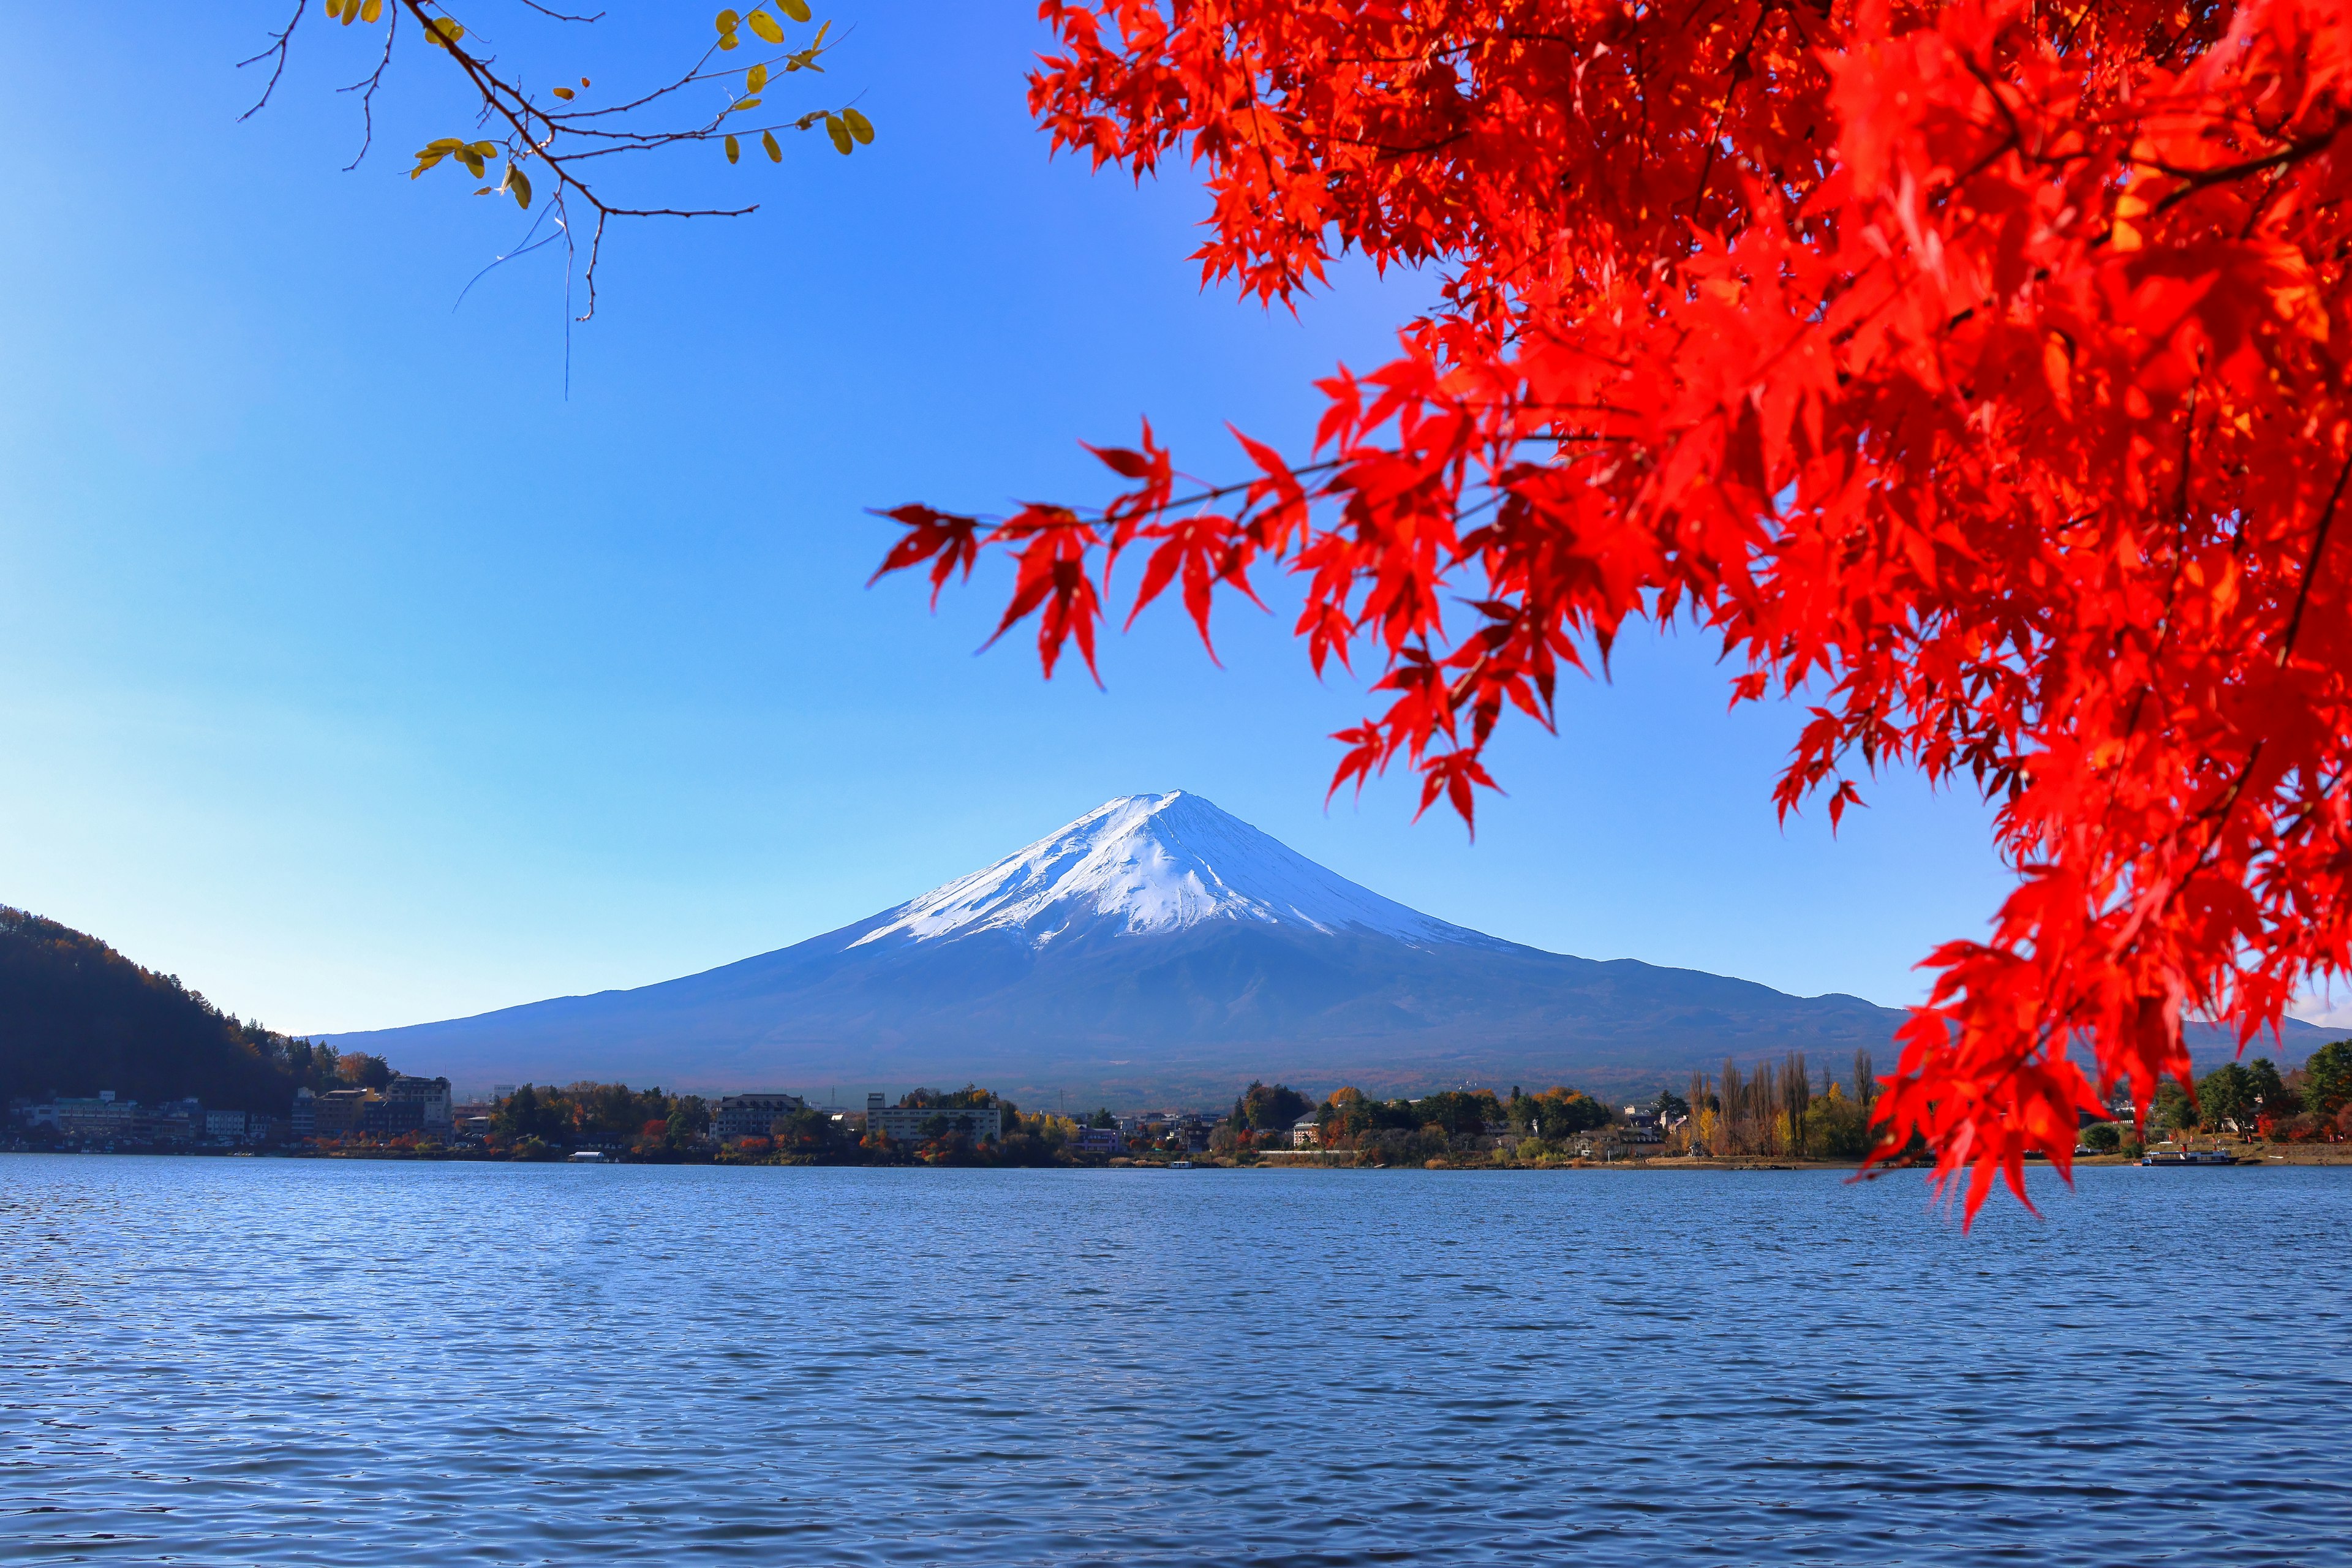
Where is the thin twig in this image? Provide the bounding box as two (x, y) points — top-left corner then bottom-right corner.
(235, 1), (310, 122)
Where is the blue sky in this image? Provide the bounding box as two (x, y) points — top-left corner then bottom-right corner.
(0, 2), (2026, 1036)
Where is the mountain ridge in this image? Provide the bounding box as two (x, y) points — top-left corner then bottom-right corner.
(321, 792), (2342, 1104)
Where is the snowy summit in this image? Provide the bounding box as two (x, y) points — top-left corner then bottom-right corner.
(850, 791), (1495, 952)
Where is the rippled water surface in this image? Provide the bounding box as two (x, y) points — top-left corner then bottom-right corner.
(2, 1156), (2348, 1565)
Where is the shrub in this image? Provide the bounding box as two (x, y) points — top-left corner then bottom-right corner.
(1801, 1093), (1874, 1159)
(2080, 1122), (2122, 1153)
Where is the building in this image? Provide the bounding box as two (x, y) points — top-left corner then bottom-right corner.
(712, 1092), (810, 1141)
(1289, 1114), (1322, 1148)
(865, 1091), (1002, 1144)
(382, 1075), (454, 1134)
(350, 1075), (454, 1136)
(205, 1109), (249, 1140)
(1618, 1109), (1664, 1145)
(1070, 1126), (1122, 1155)
(55, 1093), (141, 1139)
(150, 1099), (206, 1142)
(309, 1088), (378, 1137)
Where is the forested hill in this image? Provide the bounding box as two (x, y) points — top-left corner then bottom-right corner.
(0, 906), (371, 1110)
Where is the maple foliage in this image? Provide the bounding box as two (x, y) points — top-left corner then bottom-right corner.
(873, 0), (2352, 1219)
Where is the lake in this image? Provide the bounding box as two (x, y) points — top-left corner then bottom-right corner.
(1, 1155), (2346, 1565)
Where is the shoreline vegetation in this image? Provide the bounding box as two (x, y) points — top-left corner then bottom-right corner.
(15, 1052), (2352, 1170)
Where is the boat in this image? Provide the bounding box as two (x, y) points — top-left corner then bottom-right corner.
(567, 1149), (609, 1163)
(2140, 1149), (2241, 1166)
(1167, 1159), (1193, 1169)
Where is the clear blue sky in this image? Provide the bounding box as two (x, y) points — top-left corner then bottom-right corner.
(0, 3), (2029, 1037)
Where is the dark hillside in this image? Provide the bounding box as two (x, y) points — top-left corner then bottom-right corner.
(0, 906), (368, 1110)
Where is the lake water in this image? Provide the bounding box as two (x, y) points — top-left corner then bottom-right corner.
(1, 1156), (2347, 1565)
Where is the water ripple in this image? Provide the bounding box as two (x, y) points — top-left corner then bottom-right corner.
(1, 1158), (2346, 1565)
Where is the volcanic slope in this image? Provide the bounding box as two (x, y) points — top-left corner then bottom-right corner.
(326, 791), (1966, 1102)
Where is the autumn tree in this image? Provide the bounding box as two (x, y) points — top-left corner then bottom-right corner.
(244, 1), (874, 313)
(875, 0), (2352, 1219)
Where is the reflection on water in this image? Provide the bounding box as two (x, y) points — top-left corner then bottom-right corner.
(1, 1156), (2346, 1565)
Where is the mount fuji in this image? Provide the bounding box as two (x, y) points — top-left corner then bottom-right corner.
(328, 791), (1925, 1104)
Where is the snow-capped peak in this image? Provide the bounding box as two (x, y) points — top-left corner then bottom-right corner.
(850, 791), (1494, 952)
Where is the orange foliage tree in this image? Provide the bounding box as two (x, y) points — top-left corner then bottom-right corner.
(875, 0), (2352, 1218)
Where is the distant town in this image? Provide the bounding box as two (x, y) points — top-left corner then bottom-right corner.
(5, 1075), (1675, 1165)
(14, 1043), (2344, 1165)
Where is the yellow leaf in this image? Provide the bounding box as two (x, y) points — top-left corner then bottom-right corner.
(719, 32), (739, 49)
(508, 164), (533, 210)
(748, 9), (785, 43)
(470, 141), (497, 158)
(842, 107), (873, 145)
(725, 134), (741, 164)
(747, 63), (767, 93)
(361, 0), (382, 18)
(715, 8), (741, 31)
(824, 113), (851, 154)
(780, 0), (811, 19)
(736, 97), (763, 111)
(552, 86), (575, 100)
(762, 129), (782, 162)
(325, 0), (344, 17)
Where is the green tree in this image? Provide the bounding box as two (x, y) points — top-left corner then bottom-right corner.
(665, 1095), (708, 1148)
(2080, 1122), (2123, 1153)
(2244, 1058), (2290, 1125)
(2304, 1041), (2352, 1117)
(2151, 1079), (2196, 1137)
(1411, 1090), (1504, 1137)
(2195, 1063), (2254, 1134)
(1513, 1087), (1610, 1139)
(1233, 1081), (1310, 1133)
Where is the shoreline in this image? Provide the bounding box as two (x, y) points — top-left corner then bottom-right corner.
(11, 1144), (2352, 1169)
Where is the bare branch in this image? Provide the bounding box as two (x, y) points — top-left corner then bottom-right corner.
(336, 2), (400, 170)
(235, 1), (311, 122)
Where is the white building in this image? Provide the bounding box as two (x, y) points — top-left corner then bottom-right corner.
(864, 1091), (1002, 1144)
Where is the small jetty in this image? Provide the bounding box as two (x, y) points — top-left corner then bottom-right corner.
(2140, 1149), (2241, 1166)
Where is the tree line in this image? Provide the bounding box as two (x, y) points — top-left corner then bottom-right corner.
(1, 905), (398, 1112)
(2079, 1044), (2352, 1152)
